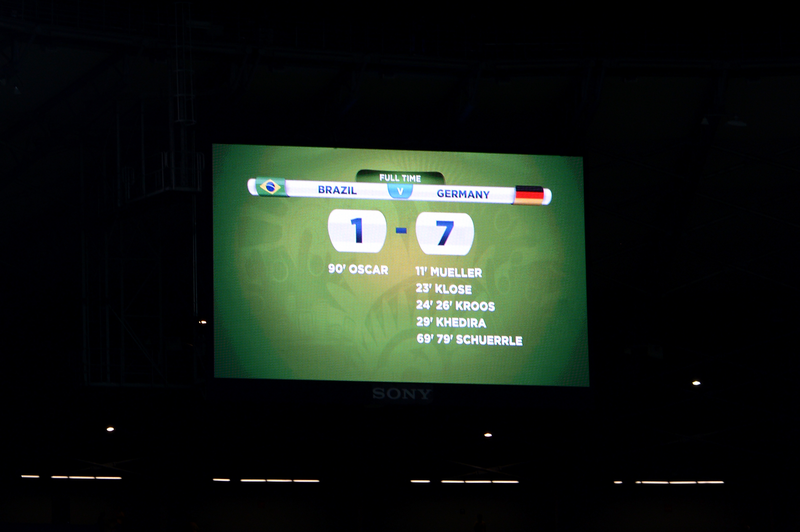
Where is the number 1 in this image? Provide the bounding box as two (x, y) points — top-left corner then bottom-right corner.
(351, 217), (362, 243)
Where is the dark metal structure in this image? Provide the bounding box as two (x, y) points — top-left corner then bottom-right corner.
(2, 1), (799, 528)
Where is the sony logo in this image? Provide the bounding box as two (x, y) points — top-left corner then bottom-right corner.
(372, 387), (432, 401)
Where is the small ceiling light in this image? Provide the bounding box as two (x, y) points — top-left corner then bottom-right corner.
(692, 380), (701, 386)
(484, 432), (492, 438)
(106, 426), (115, 432)
(199, 320), (207, 325)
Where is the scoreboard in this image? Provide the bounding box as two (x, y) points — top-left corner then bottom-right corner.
(213, 145), (588, 389)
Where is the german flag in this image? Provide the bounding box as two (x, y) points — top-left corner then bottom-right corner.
(514, 186), (551, 205)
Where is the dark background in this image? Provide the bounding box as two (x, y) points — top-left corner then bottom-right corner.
(2, 2), (799, 530)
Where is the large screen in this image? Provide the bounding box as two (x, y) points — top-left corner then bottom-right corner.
(213, 145), (588, 391)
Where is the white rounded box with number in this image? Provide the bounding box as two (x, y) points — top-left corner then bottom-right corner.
(415, 212), (474, 256)
(327, 209), (387, 253)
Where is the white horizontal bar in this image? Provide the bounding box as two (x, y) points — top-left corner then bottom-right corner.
(248, 179), (550, 206)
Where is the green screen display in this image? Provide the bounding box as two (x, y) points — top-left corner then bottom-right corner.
(213, 145), (588, 387)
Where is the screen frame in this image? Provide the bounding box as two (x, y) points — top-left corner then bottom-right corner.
(208, 143), (592, 409)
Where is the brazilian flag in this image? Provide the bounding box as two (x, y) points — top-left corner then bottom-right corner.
(255, 177), (287, 197)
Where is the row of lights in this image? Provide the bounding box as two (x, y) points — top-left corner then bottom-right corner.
(215, 479), (518, 484)
(21, 476), (723, 485)
(21, 475), (121, 480)
(214, 478), (319, 483)
(413, 480), (519, 484)
(615, 480), (724, 485)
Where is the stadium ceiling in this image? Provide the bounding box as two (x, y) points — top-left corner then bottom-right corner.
(2, 2), (799, 487)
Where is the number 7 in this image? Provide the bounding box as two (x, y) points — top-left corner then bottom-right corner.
(436, 220), (454, 246)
